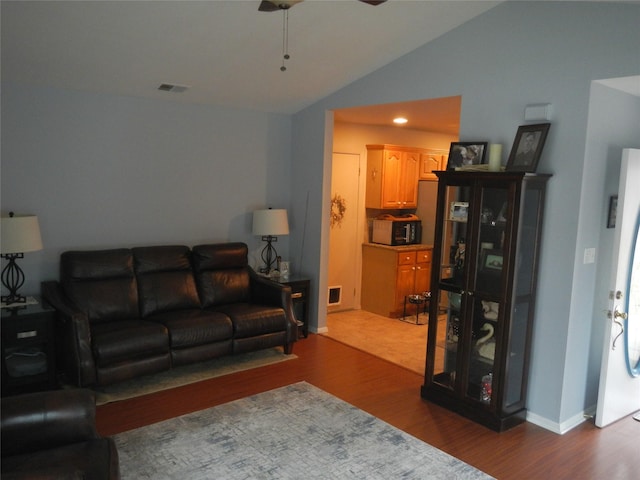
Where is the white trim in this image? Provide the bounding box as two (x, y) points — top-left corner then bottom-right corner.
(526, 404), (594, 435)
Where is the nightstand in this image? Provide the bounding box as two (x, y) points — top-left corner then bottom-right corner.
(279, 276), (311, 338)
(1, 299), (57, 396)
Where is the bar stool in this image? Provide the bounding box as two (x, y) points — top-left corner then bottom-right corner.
(402, 291), (431, 325)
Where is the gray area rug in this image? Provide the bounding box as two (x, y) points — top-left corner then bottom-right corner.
(95, 348), (296, 405)
(114, 382), (494, 479)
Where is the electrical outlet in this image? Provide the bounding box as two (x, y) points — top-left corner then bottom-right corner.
(584, 247), (596, 264)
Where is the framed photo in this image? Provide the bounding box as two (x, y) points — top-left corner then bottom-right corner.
(449, 202), (469, 222)
(481, 249), (503, 273)
(446, 142), (488, 170)
(506, 123), (550, 172)
(607, 195), (618, 229)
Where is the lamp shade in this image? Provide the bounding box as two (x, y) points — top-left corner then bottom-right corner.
(252, 209), (289, 236)
(1, 214), (43, 254)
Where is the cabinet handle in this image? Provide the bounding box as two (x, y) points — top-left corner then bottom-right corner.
(17, 330), (38, 339)
(291, 292), (303, 299)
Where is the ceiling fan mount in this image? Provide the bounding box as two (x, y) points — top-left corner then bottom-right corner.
(258, 0), (386, 12)
(258, 0), (387, 71)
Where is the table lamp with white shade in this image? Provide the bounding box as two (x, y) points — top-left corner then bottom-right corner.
(252, 208), (289, 274)
(1, 212), (44, 306)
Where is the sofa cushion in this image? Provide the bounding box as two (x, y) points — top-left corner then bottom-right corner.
(60, 249), (138, 323)
(90, 320), (168, 367)
(148, 310), (233, 348)
(192, 243), (251, 307)
(133, 246), (200, 317)
(214, 303), (286, 339)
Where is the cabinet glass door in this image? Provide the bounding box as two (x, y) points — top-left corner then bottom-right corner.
(432, 183), (471, 390)
(464, 185), (510, 405)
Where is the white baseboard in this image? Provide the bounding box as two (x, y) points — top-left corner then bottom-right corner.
(526, 404), (595, 434)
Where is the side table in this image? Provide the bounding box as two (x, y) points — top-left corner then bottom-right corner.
(1, 299), (57, 396)
(278, 276), (311, 338)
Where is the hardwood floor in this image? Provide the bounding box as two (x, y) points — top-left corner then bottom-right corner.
(97, 334), (639, 479)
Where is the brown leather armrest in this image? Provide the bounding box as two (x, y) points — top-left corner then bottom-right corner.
(41, 281), (97, 386)
(248, 269), (298, 342)
(1, 389), (99, 457)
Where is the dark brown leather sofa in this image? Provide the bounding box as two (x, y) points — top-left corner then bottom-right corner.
(1, 389), (120, 479)
(42, 242), (298, 387)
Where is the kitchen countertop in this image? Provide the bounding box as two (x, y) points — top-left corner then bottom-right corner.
(363, 242), (433, 251)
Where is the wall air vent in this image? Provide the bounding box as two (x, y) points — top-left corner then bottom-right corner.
(158, 83), (190, 93)
(328, 286), (342, 306)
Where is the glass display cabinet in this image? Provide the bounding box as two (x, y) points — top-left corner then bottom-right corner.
(421, 170), (550, 431)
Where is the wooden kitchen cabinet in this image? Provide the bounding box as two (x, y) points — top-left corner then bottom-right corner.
(419, 150), (449, 180)
(361, 244), (432, 318)
(365, 145), (420, 209)
(414, 249), (432, 293)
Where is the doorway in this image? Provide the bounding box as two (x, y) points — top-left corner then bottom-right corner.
(328, 153), (363, 313)
(326, 97), (461, 369)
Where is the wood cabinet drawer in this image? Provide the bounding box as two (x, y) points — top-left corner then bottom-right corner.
(2, 318), (50, 345)
(416, 249), (432, 264)
(397, 252), (416, 266)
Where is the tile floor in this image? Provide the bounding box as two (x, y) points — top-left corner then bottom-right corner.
(323, 309), (429, 375)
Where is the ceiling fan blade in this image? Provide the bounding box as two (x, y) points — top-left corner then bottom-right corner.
(258, 0), (303, 12)
(359, 0), (387, 5)
(258, 1), (281, 12)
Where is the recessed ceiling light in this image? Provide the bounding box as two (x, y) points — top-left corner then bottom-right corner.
(393, 117), (408, 125)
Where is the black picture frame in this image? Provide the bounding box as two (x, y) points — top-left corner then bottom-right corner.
(446, 142), (488, 170)
(506, 123), (550, 172)
(449, 202), (469, 222)
(481, 249), (504, 273)
(607, 195), (618, 229)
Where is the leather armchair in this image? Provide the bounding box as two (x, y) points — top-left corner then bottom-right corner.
(1, 389), (120, 479)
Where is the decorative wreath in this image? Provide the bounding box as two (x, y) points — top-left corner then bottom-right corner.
(330, 194), (347, 228)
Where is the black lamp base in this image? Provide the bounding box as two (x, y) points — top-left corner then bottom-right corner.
(1, 294), (27, 306)
(1, 253), (27, 306)
(260, 235), (279, 274)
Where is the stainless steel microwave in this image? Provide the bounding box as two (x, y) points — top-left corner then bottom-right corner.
(372, 218), (421, 245)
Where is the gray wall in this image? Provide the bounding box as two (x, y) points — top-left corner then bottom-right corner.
(2, 0), (639, 434)
(291, 1), (640, 431)
(1, 84), (292, 289)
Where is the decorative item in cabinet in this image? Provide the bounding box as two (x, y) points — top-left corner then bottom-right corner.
(365, 145), (420, 209)
(421, 170), (550, 431)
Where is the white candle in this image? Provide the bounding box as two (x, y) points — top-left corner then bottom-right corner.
(489, 144), (502, 171)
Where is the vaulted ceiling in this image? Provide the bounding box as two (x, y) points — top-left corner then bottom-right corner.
(2, 0), (499, 126)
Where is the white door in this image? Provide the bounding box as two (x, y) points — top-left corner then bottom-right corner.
(596, 148), (640, 427)
(328, 153), (361, 312)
